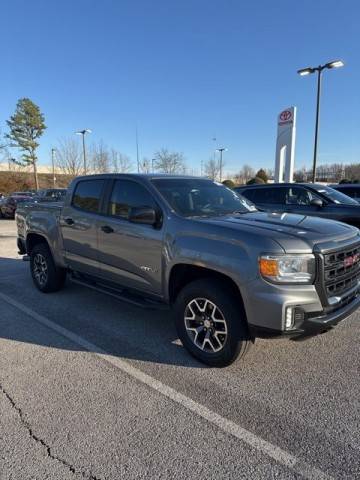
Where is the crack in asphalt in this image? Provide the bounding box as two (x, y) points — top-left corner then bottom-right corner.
(0, 382), (102, 480)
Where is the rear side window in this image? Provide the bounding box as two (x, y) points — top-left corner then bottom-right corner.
(240, 189), (256, 201)
(245, 187), (287, 204)
(108, 180), (156, 219)
(337, 187), (359, 198)
(72, 180), (104, 213)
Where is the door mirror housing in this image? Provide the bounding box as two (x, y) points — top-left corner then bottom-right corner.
(310, 198), (323, 207)
(128, 206), (157, 225)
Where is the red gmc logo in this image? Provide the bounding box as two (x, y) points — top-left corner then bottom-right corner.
(344, 253), (359, 267)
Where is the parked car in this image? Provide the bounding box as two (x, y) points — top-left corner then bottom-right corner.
(12, 191), (36, 197)
(235, 183), (360, 227)
(34, 188), (67, 202)
(16, 174), (360, 366)
(0, 195), (34, 219)
(0, 195), (7, 210)
(331, 184), (360, 202)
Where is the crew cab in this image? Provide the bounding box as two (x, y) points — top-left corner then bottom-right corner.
(16, 174), (360, 366)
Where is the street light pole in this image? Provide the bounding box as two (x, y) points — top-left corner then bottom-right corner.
(297, 60), (344, 183)
(51, 148), (56, 187)
(312, 68), (322, 184)
(75, 129), (92, 175)
(216, 147), (226, 182)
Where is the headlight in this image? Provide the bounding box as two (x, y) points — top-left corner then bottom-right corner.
(259, 254), (315, 284)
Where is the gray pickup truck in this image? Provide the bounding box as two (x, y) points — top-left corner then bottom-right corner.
(16, 174), (360, 366)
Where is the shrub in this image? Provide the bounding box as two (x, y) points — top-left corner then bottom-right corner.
(247, 176), (265, 185)
(255, 168), (268, 183)
(222, 179), (235, 189)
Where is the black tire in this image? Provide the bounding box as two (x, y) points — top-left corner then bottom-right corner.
(173, 278), (251, 367)
(30, 243), (66, 293)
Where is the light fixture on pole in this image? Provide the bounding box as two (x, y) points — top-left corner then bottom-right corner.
(75, 129), (92, 174)
(51, 148), (57, 187)
(216, 147), (227, 182)
(297, 60), (344, 183)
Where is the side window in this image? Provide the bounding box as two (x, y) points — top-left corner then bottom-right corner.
(241, 189), (256, 201)
(343, 188), (357, 198)
(252, 187), (286, 204)
(285, 187), (321, 206)
(72, 180), (104, 213)
(108, 180), (156, 219)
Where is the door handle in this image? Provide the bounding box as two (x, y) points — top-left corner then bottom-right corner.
(101, 225), (114, 234)
(65, 217), (74, 225)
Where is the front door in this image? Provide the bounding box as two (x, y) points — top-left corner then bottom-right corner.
(97, 179), (164, 296)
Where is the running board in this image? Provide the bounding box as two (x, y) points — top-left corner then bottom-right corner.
(70, 275), (169, 310)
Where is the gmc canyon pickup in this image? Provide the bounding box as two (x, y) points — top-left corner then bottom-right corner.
(16, 174), (360, 366)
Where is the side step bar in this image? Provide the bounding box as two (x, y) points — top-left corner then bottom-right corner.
(70, 275), (169, 310)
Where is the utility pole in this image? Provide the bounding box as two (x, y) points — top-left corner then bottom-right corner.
(51, 148), (56, 187)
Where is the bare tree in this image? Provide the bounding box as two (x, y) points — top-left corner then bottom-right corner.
(234, 164), (255, 184)
(56, 138), (83, 176)
(90, 140), (110, 173)
(204, 158), (220, 181)
(111, 149), (133, 173)
(153, 148), (186, 174)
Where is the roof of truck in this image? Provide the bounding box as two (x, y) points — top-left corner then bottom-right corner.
(73, 173), (208, 181)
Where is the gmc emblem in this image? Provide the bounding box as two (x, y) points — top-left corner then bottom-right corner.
(344, 253), (359, 267)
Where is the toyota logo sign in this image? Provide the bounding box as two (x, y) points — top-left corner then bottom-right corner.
(280, 110), (292, 122)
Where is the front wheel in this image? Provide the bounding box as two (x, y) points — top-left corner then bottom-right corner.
(30, 243), (66, 293)
(173, 279), (251, 367)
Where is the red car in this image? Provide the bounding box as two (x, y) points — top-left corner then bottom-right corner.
(0, 195), (34, 219)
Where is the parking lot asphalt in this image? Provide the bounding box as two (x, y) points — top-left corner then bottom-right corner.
(0, 218), (359, 480)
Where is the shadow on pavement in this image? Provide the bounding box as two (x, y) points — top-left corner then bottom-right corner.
(0, 256), (207, 370)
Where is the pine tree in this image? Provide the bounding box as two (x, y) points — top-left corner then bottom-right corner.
(6, 98), (46, 190)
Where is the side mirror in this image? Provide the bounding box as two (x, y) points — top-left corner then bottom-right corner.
(128, 206), (157, 225)
(310, 198), (323, 207)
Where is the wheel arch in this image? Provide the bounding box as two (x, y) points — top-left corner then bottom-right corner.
(168, 263), (247, 319)
(26, 232), (50, 255)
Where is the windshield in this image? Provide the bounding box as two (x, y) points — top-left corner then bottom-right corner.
(152, 178), (257, 217)
(313, 185), (359, 205)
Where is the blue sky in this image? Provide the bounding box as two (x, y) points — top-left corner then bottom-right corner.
(0, 0), (359, 175)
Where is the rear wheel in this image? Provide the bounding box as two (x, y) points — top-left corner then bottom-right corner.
(30, 243), (66, 293)
(174, 279), (251, 367)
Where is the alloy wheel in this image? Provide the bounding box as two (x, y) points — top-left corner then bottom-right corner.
(184, 298), (228, 353)
(33, 253), (48, 287)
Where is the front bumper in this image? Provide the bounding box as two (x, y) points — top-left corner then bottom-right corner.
(242, 276), (360, 338)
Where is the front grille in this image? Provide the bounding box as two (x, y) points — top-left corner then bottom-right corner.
(322, 242), (360, 300)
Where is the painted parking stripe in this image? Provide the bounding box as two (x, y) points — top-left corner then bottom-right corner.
(0, 291), (332, 480)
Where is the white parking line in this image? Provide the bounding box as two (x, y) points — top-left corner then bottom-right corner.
(0, 291), (332, 480)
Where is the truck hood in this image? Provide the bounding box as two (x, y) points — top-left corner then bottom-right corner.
(199, 211), (359, 253)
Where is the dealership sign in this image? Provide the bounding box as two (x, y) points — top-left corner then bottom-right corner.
(274, 106), (297, 183)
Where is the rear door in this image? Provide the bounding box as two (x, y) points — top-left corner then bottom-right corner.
(96, 179), (164, 295)
(60, 178), (106, 276)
